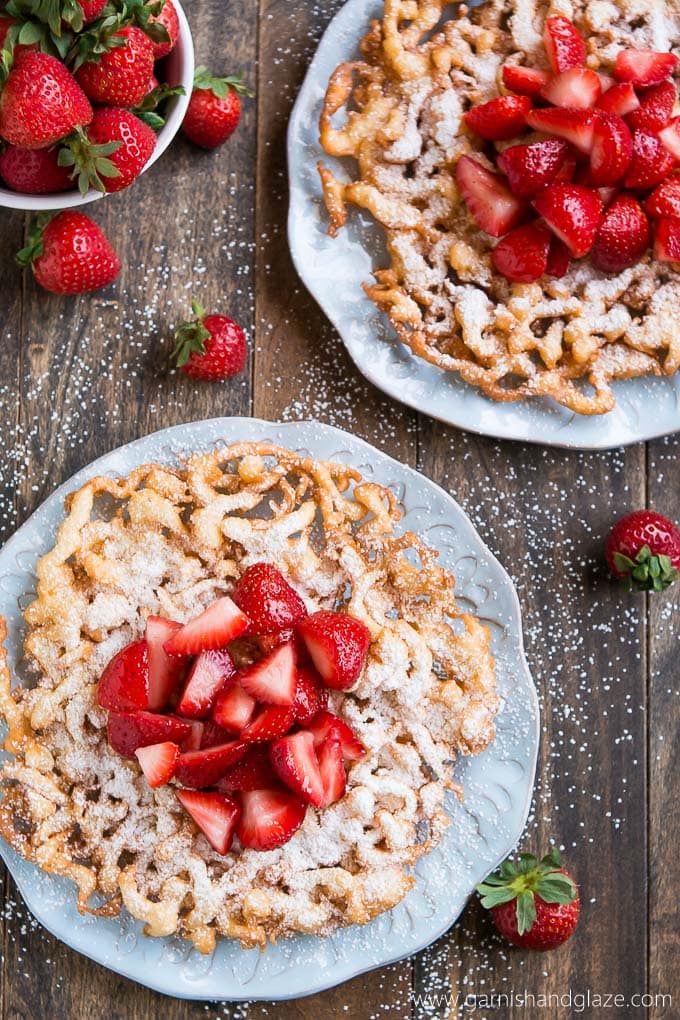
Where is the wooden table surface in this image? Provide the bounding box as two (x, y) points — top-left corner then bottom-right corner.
(1, 2), (679, 1017)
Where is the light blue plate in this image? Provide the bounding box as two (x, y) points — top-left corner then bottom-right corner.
(0, 418), (538, 1000)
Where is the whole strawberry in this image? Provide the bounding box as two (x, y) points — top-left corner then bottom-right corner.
(477, 849), (580, 951)
(172, 301), (247, 380)
(605, 510), (680, 592)
(182, 67), (253, 149)
(75, 25), (155, 107)
(16, 211), (120, 295)
(0, 144), (73, 193)
(148, 0), (179, 59)
(0, 50), (92, 149)
(61, 107), (156, 193)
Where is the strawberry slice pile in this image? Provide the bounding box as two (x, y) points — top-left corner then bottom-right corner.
(96, 562), (370, 855)
(458, 14), (680, 281)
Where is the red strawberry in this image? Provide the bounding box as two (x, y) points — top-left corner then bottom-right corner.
(144, 617), (184, 711)
(175, 740), (248, 788)
(540, 67), (601, 109)
(543, 16), (586, 75)
(497, 139), (570, 199)
(533, 183), (603, 258)
(306, 711), (366, 762)
(625, 129), (675, 189)
(256, 629), (297, 655)
(477, 849), (580, 951)
(212, 681), (256, 733)
(199, 719), (236, 749)
(545, 237), (571, 278)
(588, 112), (632, 186)
(176, 648), (235, 719)
(82, 107), (156, 193)
(182, 67), (252, 149)
(238, 642), (297, 706)
(597, 82), (640, 117)
(491, 221), (551, 283)
(0, 145), (73, 194)
(16, 211), (120, 295)
(81, 0), (108, 23)
(232, 562), (307, 635)
(627, 81), (677, 133)
(241, 704), (296, 743)
(176, 790), (240, 855)
(236, 788), (307, 851)
(502, 64), (550, 98)
(293, 666), (329, 725)
(76, 27), (155, 108)
(164, 596), (249, 656)
(135, 741), (179, 788)
(0, 51), (92, 149)
(297, 610), (371, 690)
(591, 194), (651, 273)
(463, 95), (532, 141)
(654, 215), (680, 262)
(645, 173), (680, 218)
(659, 117), (680, 161)
(148, 0), (180, 59)
(455, 155), (528, 237)
(107, 711), (192, 759)
(614, 49), (678, 89)
(269, 731), (324, 807)
(526, 108), (595, 154)
(97, 639), (149, 712)
(172, 300), (247, 381)
(181, 720), (204, 751)
(217, 745), (281, 792)
(317, 733), (346, 808)
(605, 509), (680, 591)
(0, 14), (15, 49)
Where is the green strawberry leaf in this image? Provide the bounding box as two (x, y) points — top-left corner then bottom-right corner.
(515, 890), (536, 936)
(172, 301), (210, 367)
(534, 874), (577, 905)
(193, 66), (254, 99)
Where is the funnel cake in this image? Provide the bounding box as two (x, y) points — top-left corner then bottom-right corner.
(0, 443), (498, 952)
(318, 0), (680, 414)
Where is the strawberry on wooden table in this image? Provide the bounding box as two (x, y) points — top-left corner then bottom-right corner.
(232, 562), (307, 635)
(455, 155), (528, 236)
(0, 50), (92, 148)
(176, 790), (241, 855)
(477, 849), (580, 951)
(176, 648), (236, 719)
(164, 596), (249, 656)
(172, 300), (248, 381)
(0, 144), (72, 193)
(182, 66), (253, 149)
(16, 210), (120, 295)
(269, 731), (325, 807)
(605, 510), (680, 591)
(297, 610), (371, 691)
(97, 639), (149, 712)
(236, 788), (307, 851)
(107, 711), (192, 758)
(135, 740), (179, 788)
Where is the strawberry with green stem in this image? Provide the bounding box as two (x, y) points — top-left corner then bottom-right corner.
(605, 510), (680, 592)
(0, 48), (92, 147)
(74, 19), (155, 107)
(182, 67), (253, 150)
(58, 106), (156, 194)
(172, 301), (247, 381)
(16, 210), (120, 294)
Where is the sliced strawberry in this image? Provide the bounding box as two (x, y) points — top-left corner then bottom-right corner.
(269, 731), (325, 807)
(589, 112), (633, 186)
(317, 733), (346, 809)
(293, 666), (329, 725)
(597, 82), (640, 117)
(554, 153), (578, 183)
(614, 49), (678, 89)
(502, 64), (550, 98)
(176, 789), (240, 854)
(181, 720), (204, 751)
(231, 562), (307, 636)
(236, 788), (307, 851)
(163, 596), (249, 656)
(497, 138), (571, 198)
(543, 15), (586, 75)
(545, 237), (571, 278)
(212, 681), (256, 732)
(97, 639), (149, 712)
(107, 711), (192, 759)
(645, 173), (680, 218)
(455, 155), (528, 237)
(135, 741), (179, 788)
(625, 129), (676, 189)
(297, 610), (371, 691)
(540, 67), (601, 109)
(491, 221), (551, 283)
(533, 183), (603, 258)
(627, 81), (676, 133)
(200, 718), (237, 748)
(144, 616), (185, 711)
(591, 194), (651, 272)
(240, 704), (297, 743)
(217, 745), (281, 792)
(526, 108), (595, 154)
(238, 642), (297, 706)
(597, 73), (615, 94)
(597, 186), (619, 207)
(463, 95), (532, 141)
(654, 216), (680, 262)
(175, 740), (248, 788)
(256, 628), (295, 655)
(659, 117), (680, 161)
(307, 710), (366, 762)
(176, 648), (235, 719)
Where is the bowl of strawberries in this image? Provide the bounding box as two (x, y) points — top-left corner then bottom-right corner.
(0, 0), (194, 210)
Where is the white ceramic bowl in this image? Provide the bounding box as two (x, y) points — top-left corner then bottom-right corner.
(0, 0), (194, 211)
